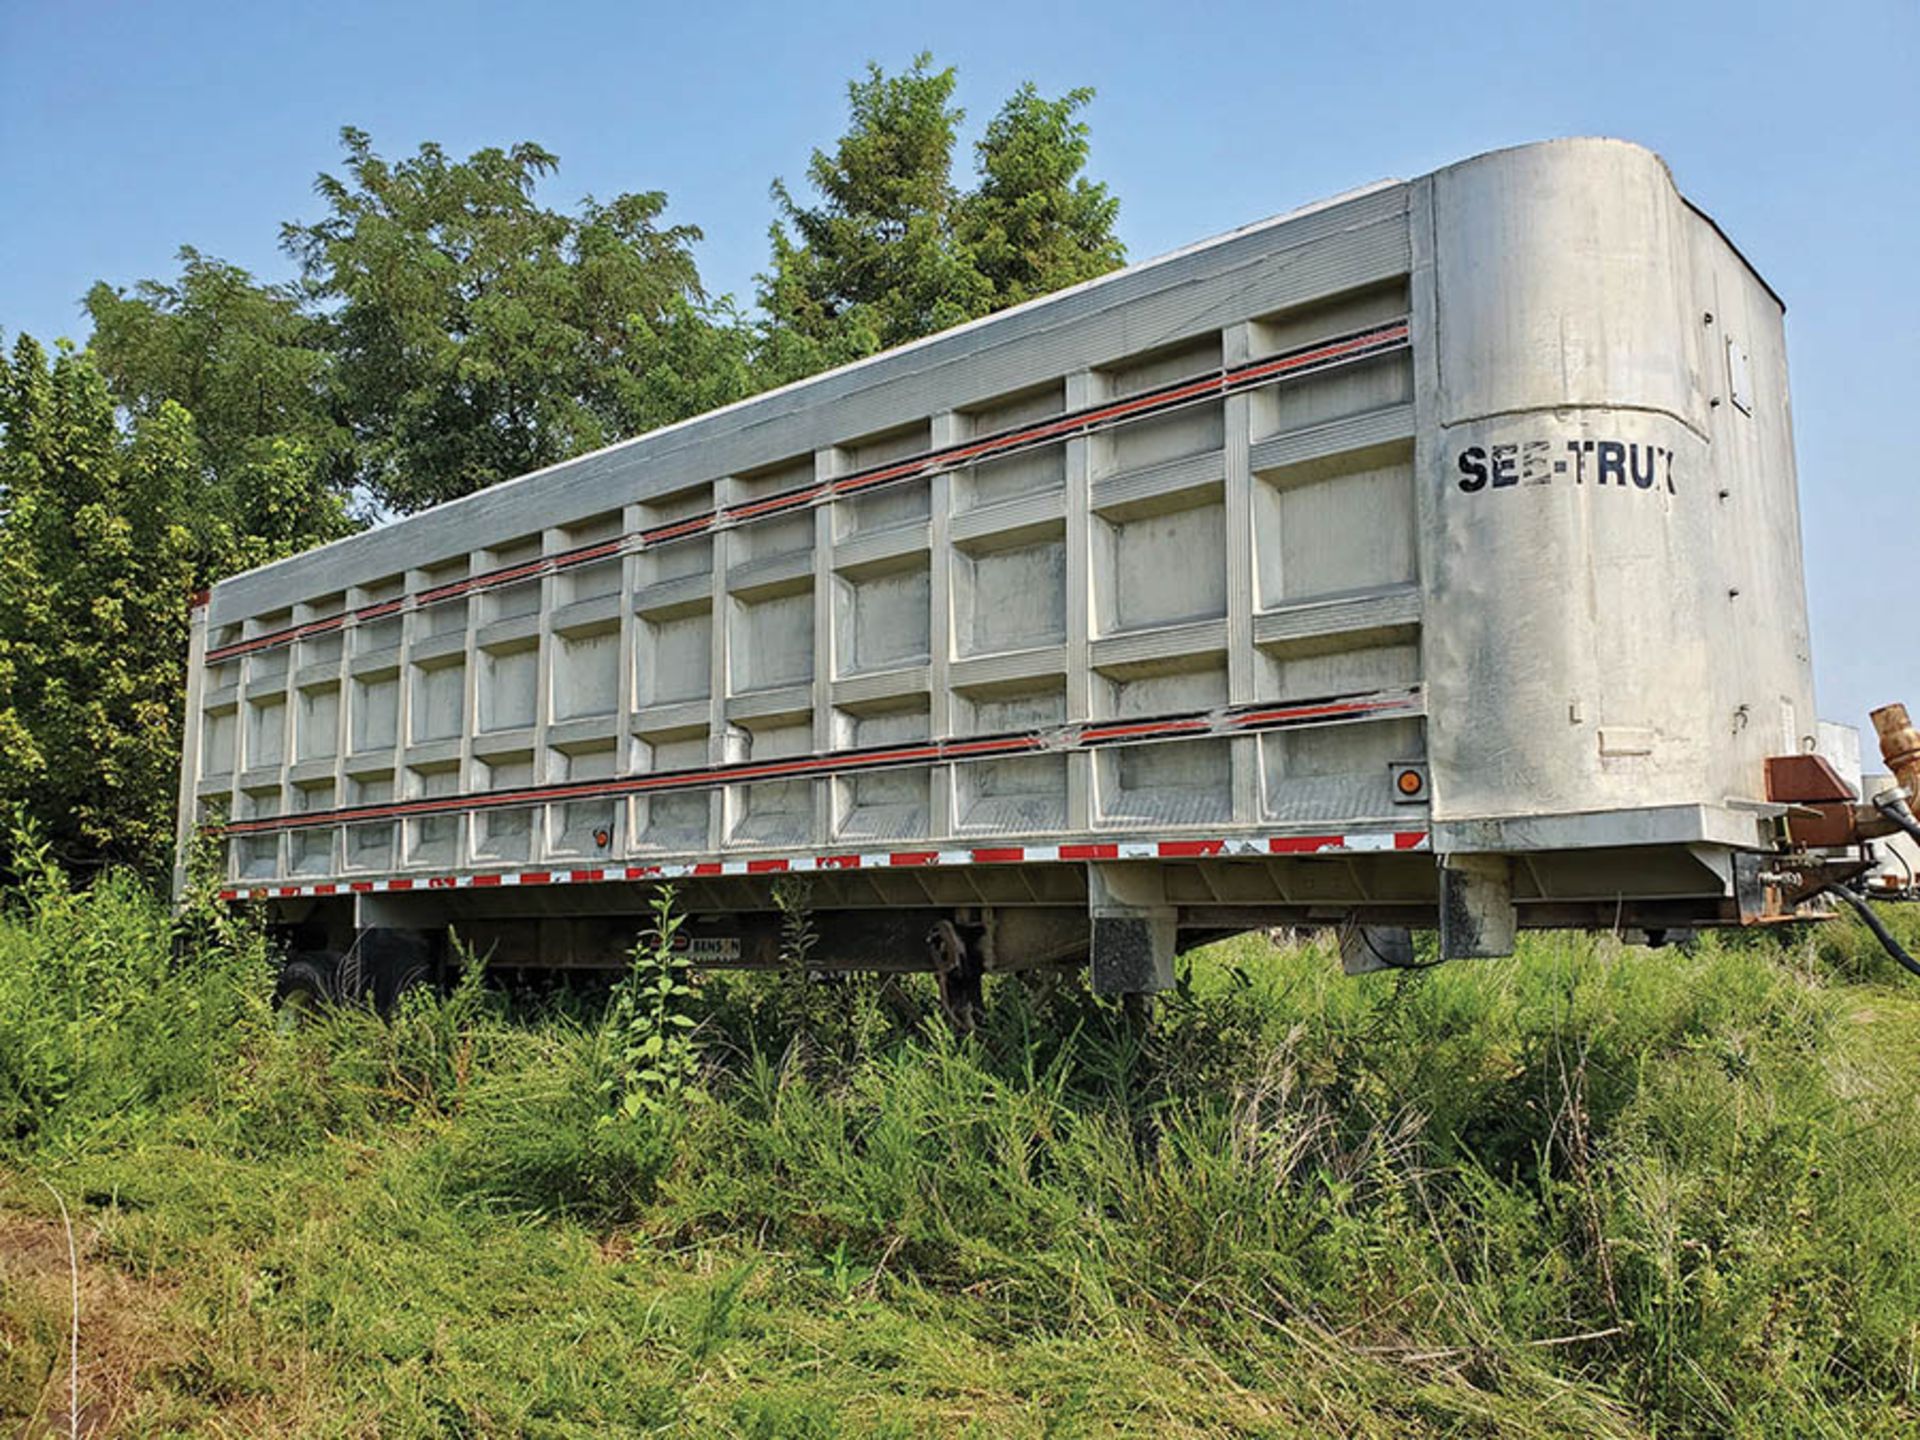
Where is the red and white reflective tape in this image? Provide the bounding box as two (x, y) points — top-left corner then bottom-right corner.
(217, 829), (1431, 902)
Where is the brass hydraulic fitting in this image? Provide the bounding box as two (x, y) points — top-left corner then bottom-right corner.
(1873, 703), (1920, 800)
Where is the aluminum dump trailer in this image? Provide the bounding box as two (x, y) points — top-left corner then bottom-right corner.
(177, 137), (1839, 1002)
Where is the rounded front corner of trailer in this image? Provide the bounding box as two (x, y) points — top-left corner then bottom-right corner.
(1418, 138), (1812, 852)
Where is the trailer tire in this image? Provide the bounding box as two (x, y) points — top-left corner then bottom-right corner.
(274, 952), (337, 1017)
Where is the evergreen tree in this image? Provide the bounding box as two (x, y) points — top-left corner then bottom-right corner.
(762, 54), (989, 368)
(959, 84), (1125, 306)
(760, 56), (1124, 377)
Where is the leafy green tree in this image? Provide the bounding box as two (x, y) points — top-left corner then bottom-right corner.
(282, 128), (722, 513)
(958, 84), (1124, 306)
(601, 293), (763, 441)
(760, 56), (1123, 377)
(0, 336), (200, 873)
(85, 248), (339, 478)
(84, 248), (355, 569)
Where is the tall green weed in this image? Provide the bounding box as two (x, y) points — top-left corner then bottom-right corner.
(2, 858), (1918, 1435)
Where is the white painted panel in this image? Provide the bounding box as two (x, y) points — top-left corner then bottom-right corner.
(295, 685), (340, 762)
(958, 683), (1068, 831)
(352, 673), (399, 752)
(410, 660), (465, 744)
(1100, 499), (1227, 633)
(246, 694), (286, 769)
(202, 707), (237, 775)
(839, 562), (931, 674)
(1258, 455), (1415, 606)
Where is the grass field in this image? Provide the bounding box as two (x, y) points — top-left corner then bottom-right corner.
(3, 853), (1919, 1437)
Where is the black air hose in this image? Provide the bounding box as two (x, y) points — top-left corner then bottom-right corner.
(1873, 791), (1920, 848)
(1820, 885), (1920, 980)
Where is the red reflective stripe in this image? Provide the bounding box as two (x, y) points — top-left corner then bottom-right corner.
(746, 859), (789, 874)
(350, 881), (374, 893)
(691, 862), (723, 876)
(625, 865), (663, 880)
(1083, 719), (1210, 742)
(941, 736), (1039, 758)
(1267, 836), (1339, 854)
(1235, 700), (1402, 726)
(1059, 843), (1119, 860)
(971, 847), (1024, 863)
(644, 516), (713, 543)
(889, 851), (938, 867)
(551, 540), (624, 568)
(817, 854), (862, 869)
(570, 868), (604, 883)
(1158, 839), (1224, 858)
(1395, 831), (1429, 850)
(728, 488), (823, 520)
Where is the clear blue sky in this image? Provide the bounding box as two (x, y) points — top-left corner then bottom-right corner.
(1, 0), (1914, 742)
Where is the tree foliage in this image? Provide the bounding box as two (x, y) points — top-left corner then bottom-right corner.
(958, 84), (1125, 306)
(85, 248), (338, 480)
(282, 128), (731, 513)
(0, 337), (200, 873)
(84, 248), (355, 567)
(761, 55), (1123, 376)
(762, 56), (988, 366)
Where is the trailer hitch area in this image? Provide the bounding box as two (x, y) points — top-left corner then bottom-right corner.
(1735, 851), (1920, 982)
(1748, 747), (1878, 923)
(1734, 850), (1874, 925)
(1741, 700), (1920, 977)
(1763, 752), (1903, 849)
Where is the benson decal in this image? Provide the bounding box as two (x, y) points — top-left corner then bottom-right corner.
(1456, 441), (1676, 494)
